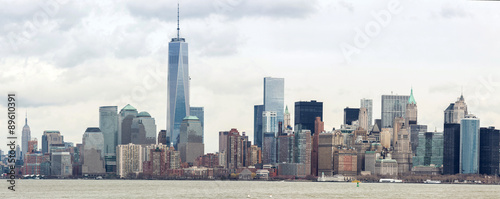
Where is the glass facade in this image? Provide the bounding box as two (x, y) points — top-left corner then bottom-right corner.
(294, 101), (323, 134)
(264, 77), (284, 124)
(99, 106), (118, 154)
(189, 107), (204, 142)
(410, 125), (427, 154)
(381, 95), (409, 128)
(254, 105), (264, 148)
(167, 38), (190, 149)
(479, 127), (500, 175)
(262, 111), (278, 136)
(413, 131), (443, 167)
(360, 98), (373, 128)
(343, 107), (360, 125)
(460, 116), (480, 174)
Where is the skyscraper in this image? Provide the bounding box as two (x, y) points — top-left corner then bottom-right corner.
(381, 94), (410, 128)
(294, 129), (311, 176)
(99, 106), (118, 154)
(311, 117), (324, 176)
(358, 108), (368, 131)
(82, 127), (106, 176)
(189, 107), (204, 142)
(443, 123), (461, 175)
(264, 77), (284, 124)
(178, 116), (204, 164)
(41, 130), (63, 154)
(262, 111), (277, 164)
(460, 115), (480, 174)
(131, 111), (157, 145)
(360, 98), (373, 129)
(294, 100), (323, 134)
(118, 104), (138, 145)
(444, 94), (468, 124)
(344, 107), (360, 126)
(167, 5), (190, 150)
(254, 105), (264, 148)
(405, 89), (417, 127)
(284, 105), (291, 129)
(479, 127), (499, 175)
(21, 113), (31, 161)
(412, 131), (444, 167)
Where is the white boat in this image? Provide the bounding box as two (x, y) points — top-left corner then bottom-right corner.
(424, 179), (441, 184)
(379, 179), (403, 183)
(317, 172), (347, 182)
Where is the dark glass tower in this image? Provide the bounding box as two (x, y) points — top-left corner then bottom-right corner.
(443, 123), (461, 174)
(294, 100), (323, 134)
(343, 107), (360, 125)
(254, 105), (264, 148)
(167, 5), (190, 149)
(479, 127), (499, 175)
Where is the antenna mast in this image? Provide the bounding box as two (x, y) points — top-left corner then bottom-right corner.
(177, 3), (180, 40)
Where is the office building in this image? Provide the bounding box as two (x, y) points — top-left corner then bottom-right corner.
(409, 125), (427, 155)
(344, 107), (360, 126)
(262, 132), (276, 164)
(189, 107), (204, 141)
(167, 10), (191, 150)
(412, 131), (444, 167)
(295, 100), (323, 134)
(277, 134), (294, 164)
(99, 106), (118, 154)
(294, 129), (311, 176)
(405, 89), (418, 127)
(158, 130), (168, 145)
(360, 98), (373, 129)
(381, 94), (410, 128)
(460, 115), (480, 174)
(246, 145), (261, 167)
(179, 116), (204, 164)
(264, 77), (284, 124)
(116, 143), (145, 178)
(358, 108), (368, 131)
(118, 104), (138, 145)
(21, 113), (31, 160)
(444, 94), (468, 124)
(219, 129), (248, 172)
(42, 131), (63, 154)
(311, 117), (324, 176)
(82, 127), (106, 176)
(479, 127), (499, 175)
(333, 149), (357, 176)
(51, 152), (72, 177)
(28, 139), (38, 153)
(284, 105), (291, 129)
(443, 123), (461, 175)
(254, 105), (264, 148)
(131, 111), (157, 145)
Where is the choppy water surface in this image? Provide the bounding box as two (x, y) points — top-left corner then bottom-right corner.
(3, 180), (500, 198)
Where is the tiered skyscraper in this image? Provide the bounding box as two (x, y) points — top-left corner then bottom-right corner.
(167, 5), (190, 149)
(443, 94), (468, 175)
(21, 113), (31, 161)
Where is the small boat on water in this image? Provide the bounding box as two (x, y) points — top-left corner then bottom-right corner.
(379, 179), (403, 183)
(424, 179), (441, 184)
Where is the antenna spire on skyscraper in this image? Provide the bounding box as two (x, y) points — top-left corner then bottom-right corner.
(177, 3), (180, 40)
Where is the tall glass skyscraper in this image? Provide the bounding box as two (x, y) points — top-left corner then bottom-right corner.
(460, 115), (480, 174)
(294, 100), (323, 134)
(254, 105), (264, 148)
(360, 98), (373, 128)
(381, 94), (410, 128)
(167, 7), (190, 149)
(99, 106), (118, 154)
(189, 107), (204, 142)
(264, 77), (284, 124)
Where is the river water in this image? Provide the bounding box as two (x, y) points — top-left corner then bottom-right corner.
(3, 180), (500, 198)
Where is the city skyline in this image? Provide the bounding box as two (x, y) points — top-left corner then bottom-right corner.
(1, 0), (500, 154)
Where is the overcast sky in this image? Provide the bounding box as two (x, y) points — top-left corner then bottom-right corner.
(1, 0), (500, 153)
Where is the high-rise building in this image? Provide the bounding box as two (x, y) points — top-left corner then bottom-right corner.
(443, 123), (461, 175)
(393, 125), (412, 174)
(405, 89), (418, 127)
(444, 94), (468, 124)
(295, 100), (323, 134)
(277, 134), (294, 164)
(284, 105), (291, 130)
(264, 77), (284, 124)
(412, 131), (443, 167)
(189, 107), (204, 142)
(178, 116), (204, 164)
(333, 149), (357, 176)
(311, 117), (324, 176)
(294, 129), (311, 176)
(358, 108), (368, 131)
(360, 98), (373, 129)
(99, 106), (118, 154)
(479, 127), (499, 175)
(246, 145), (262, 167)
(116, 143), (145, 178)
(51, 152), (72, 177)
(218, 129), (247, 172)
(460, 115), (480, 174)
(262, 111), (278, 136)
(167, 7), (190, 150)
(82, 127), (106, 176)
(344, 107), (360, 126)
(318, 132), (337, 176)
(381, 94), (410, 128)
(262, 132), (276, 164)
(21, 113), (31, 161)
(254, 105), (264, 148)
(118, 104), (138, 145)
(131, 111), (157, 145)
(42, 130), (63, 154)
(158, 130), (168, 145)
(409, 125), (427, 154)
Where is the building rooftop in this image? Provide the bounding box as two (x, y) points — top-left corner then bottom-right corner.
(85, 127), (101, 133)
(183, 116), (199, 120)
(137, 111), (151, 117)
(122, 104), (137, 111)
(408, 88), (416, 104)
